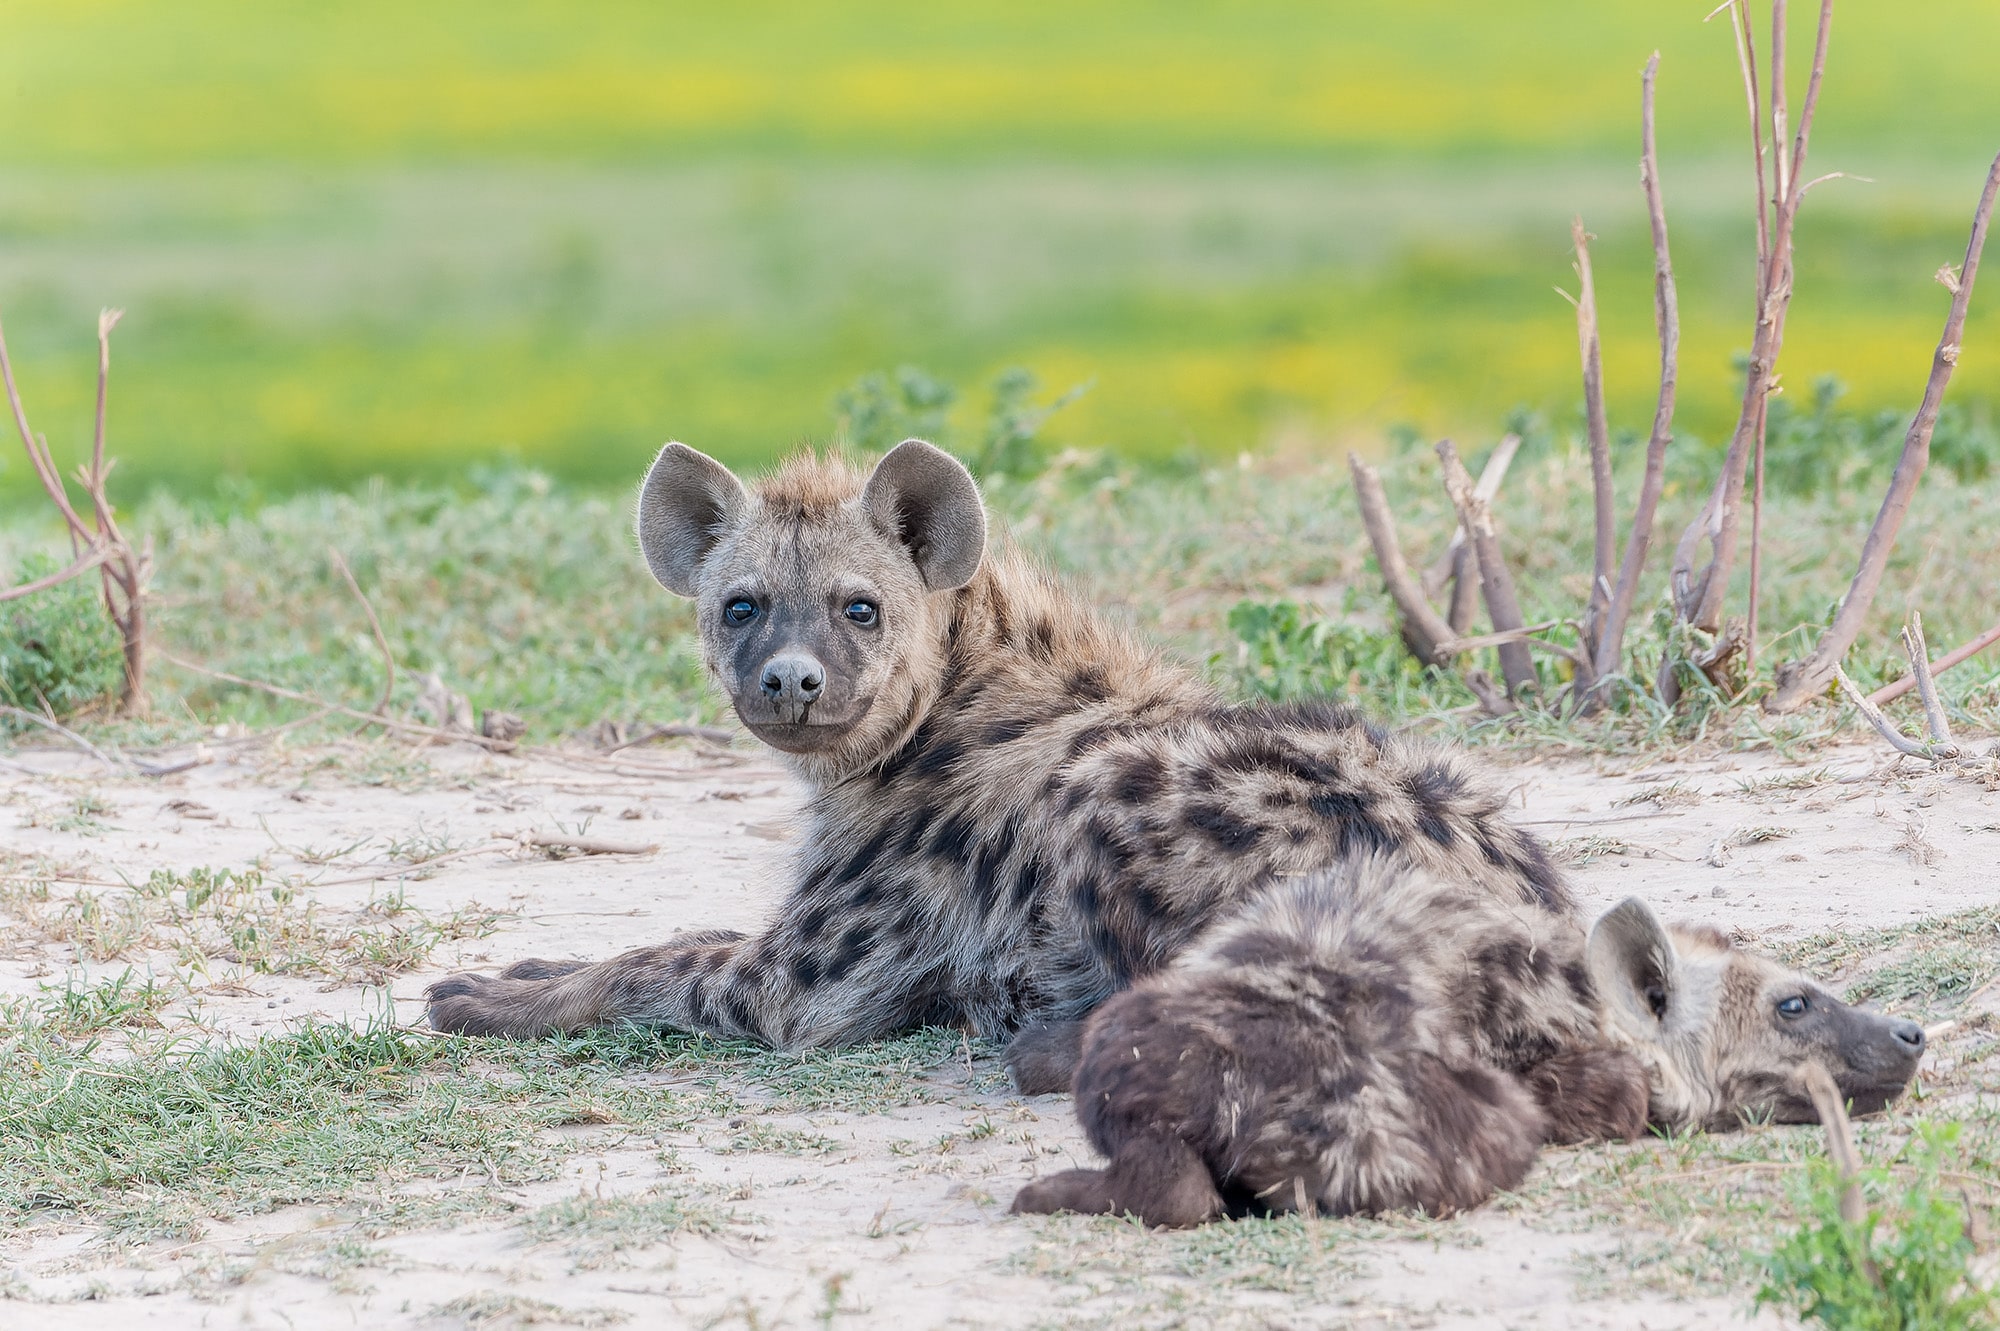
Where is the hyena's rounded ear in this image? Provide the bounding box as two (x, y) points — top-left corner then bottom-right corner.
(1586, 896), (1679, 1036)
(861, 439), (987, 591)
(636, 442), (750, 597)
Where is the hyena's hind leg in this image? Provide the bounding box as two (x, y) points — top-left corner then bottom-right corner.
(1004, 1019), (1087, 1095)
(1010, 1134), (1224, 1228)
(426, 930), (748, 1039)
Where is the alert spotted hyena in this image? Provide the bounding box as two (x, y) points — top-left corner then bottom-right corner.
(1010, 859), (1927, 1226)
(427, 441), (1876, 1121)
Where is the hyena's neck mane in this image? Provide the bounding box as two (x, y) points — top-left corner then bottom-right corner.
(812, 544), (1216, 792)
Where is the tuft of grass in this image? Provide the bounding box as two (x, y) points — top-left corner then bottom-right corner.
(1756, 1124), (1997, 1331)
(1774, 907), (2000, 1011)
(0, 863), (507, 982)
(521, 1186), (733, 1270)
(0, 554), (125, 720)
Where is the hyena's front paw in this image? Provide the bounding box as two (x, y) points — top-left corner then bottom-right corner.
(425, 971), (550, 1037)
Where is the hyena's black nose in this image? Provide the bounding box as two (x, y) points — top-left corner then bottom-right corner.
(1891, 1019), (1926, 1053)
(761, 654), (825, 705)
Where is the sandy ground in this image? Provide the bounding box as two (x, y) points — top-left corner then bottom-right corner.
(2, 733), (1996, 1330)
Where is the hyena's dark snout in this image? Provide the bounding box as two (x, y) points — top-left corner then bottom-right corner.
(759, 652), (825, 718)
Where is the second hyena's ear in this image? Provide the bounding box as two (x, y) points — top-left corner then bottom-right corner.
(636, 442), (750, 597)
(1587, 897), (1680, 1037)
(861, 439), (987, 590)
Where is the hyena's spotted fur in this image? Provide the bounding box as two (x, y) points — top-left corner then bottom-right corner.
(1012, 859), (1927, 1226)
(426, 441), (1565, 1065)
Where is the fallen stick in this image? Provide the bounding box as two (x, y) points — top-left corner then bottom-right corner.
(1834, 666), (1956, 761)
(604, 721), (738, 753)
(1436, 440), (1537, 699)
(0, 704), (130, 772)
(506, 831), (660, 856)
(1349, 454), (1456, 665)
(1866, 616), (2000, 705)
(160, 652), (520, 752)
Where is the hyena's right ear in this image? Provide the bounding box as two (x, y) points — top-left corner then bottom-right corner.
(1586, 896), (1681, 1038)
(636, 443), (750, 597)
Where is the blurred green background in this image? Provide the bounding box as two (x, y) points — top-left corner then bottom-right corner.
(2, 0), (1996, 496)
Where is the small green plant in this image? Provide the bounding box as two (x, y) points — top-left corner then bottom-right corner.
(0, 552), (125, 719)
(1221, 597), (1465, 716)
(832, 364), (1088, 478)
(1756, 1124), (1996, 1331)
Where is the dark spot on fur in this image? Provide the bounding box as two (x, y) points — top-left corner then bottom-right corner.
(1086, 817), (1138, 868)
(1186, 803), (1262, 853)
(826, 925), (875, 982)
(929, 813), (978, 862)
(911, 735), (968, 780)
(835, 823), (896, 886)
(1013, 856), (1046, 908)
(1113, 752), (1166, 804)
(981, 716), (1035, 747)
(1068, 665), (1113, 704)
(790, 953), (823, 989)
(1028, 618), (1056, 659)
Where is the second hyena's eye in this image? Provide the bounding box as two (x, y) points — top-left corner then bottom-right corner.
(724, 598), (758, 625)
(1777, 996), (1809, 1019)
(844, 600), (878, 627)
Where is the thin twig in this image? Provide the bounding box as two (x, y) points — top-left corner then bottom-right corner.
(0, 546), (111, 604)
(1436, 440), (1537, 698)
(1866, 616), (2000, 705)
(506, 831), (660, 857)
(1423, 433), (1521, 596)
(327, 547), (395, 715)
(1349, 454), (1457, 666)
(1834, 667), (1954, 760)
(1902, 613), (1955, 747)
(604, 721), (738, 753)
(1768, 152), (2000, 712)
(1748, 394), (1768, 674)
(1593, 53), (1682, 696)
(1435, 620), (1565, 655)
(0, 705), (130, 772)
(158, 651), (520, 752)
(1800, 1062), (1879, 1285)
(1572, 217), (1615, 660)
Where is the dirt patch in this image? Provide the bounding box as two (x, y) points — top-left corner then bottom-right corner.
(1, 737), (1995, 1329)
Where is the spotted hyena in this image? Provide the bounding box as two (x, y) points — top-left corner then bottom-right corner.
(424, 442), (1913, 1126)
(1010, 858), (1927, 1226)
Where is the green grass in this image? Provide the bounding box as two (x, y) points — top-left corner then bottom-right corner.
(2, 2), (1998, 494)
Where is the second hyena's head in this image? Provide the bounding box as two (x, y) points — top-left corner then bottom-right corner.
(635, 439), (986, 772)
(1587, 897), (1926, 1132)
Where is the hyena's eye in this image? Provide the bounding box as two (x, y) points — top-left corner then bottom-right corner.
(844, 600), (879, 627)
(1777, 996), (1809, 1019)
(724, 598), (759, 625)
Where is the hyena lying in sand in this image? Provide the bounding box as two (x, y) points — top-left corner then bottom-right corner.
(425, 440), (1920, 1143)
(1010, 858), (1927, 1226)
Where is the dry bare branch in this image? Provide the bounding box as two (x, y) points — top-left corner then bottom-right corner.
(1673, 0), (1834, 636)
(1349, 454), (1457, 666)
(1572, 217), (1615, 656)
(1436, 440), (1537, 698)
(0, 705), (130, 772)
(0, 546), (110, 604)
(1867, 616), (2000, 705)
(1799, 1063), (1874, 1257)
(1901, 614), (1955, 748)
(605, 721), (739, 752)
(1767, 152), (2000, 712)
(1422, 433), (1521, 598)
(511, 832), (659, 857)
(1592, 53), (1682, 694)
(328, 547), (396, 715)
(1834, 666), (1956, 761)
(1462, 669), (1515, 718)
(1446, 542), (1483, 635)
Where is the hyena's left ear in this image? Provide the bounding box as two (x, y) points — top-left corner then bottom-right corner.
(861, 439), (987, 590)
(1587, 897), (1681, 1037)
(636, 442), (750, 597)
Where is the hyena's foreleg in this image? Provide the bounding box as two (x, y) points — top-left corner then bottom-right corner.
(424, 921), (940, 1047)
